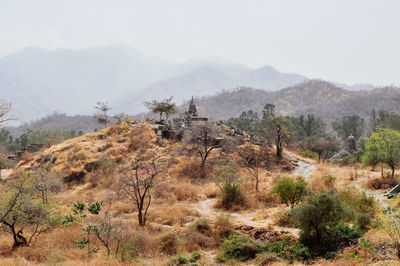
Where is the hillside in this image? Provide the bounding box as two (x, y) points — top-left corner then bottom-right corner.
(1, 121), (398, 265)
(192, 80), (400, 123)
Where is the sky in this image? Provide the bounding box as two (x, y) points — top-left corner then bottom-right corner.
(0, 0), (399, 86)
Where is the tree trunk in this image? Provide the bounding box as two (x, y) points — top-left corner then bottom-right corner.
(381, 162), (384, 178)
(138, 209), (145, 226)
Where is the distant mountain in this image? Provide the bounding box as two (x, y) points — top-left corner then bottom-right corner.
(191, 80), (400, 124)
(1, 45), (176, 122)
(5, 113), (104, 137)
(119, 62), (307, 114)
(1, 45), (382, 124)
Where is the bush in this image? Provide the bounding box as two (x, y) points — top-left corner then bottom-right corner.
(192, 218), (211, 235)
(299, 149), (318, 160)
(273, 176), (307, 210)
(214, 160), (245, 209)
(292, 190), (363, 257)
(265, 238), (311, 262)
(214, 215), (234, 240)
(327, 223), (362, 248)
(367, 177), (397, 189)
(159, 232), (179, 255)
(216, 234), (260, 262)
(168, 251), (201, 265)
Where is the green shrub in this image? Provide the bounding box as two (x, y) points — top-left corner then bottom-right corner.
(214, 160), (245, 209)
(299, 149), (318, 160)
(216, 234), (260, 262)
(265, 238), (311, 263)
(273, 176), (307, 210)
(357, 214), (372, 230)
(169, 251), (201, 265)
(328, 223), (362, 247)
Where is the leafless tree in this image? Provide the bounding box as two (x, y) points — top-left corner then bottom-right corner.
(94, 102), (112, 128)
(0, 99), (14, 125)
(184, 123), (233, 169)
(93, 194), (125, 257)
(118, 152), (169, 226)
(238, 145), (263, 191)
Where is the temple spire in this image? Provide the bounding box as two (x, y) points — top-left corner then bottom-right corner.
(188, 96), (198, 117)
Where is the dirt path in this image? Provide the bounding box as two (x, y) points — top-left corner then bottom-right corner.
(193, 156), (316, 229)
(287, 155), (316, 179)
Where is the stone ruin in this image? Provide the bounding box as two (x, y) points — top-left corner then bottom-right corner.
(152, 97), (209, 140)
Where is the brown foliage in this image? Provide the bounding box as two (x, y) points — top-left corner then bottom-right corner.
(367, 178), (398, 190)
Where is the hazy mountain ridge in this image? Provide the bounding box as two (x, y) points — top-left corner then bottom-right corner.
(2, 45), (307, 122)
(193, 80), (400, 124)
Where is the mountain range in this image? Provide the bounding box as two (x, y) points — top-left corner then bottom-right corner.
(1, 44), (376, 124)
(191, 80), (400, 125)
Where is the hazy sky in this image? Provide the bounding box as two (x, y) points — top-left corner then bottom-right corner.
(1, 0), (399, 85)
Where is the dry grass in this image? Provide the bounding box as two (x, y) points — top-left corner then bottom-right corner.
(151, 203), (200, 226)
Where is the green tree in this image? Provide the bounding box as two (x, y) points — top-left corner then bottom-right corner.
(144, 96), (178, 122)
(290, 114), (325, 141)
(362, 129), (400, 178)
(225, 110), (260, 134)
(273, 177), (307, 210)
(292, 191), (349, 248)
(265, 116), (292, 158)
(332, 114), (365, 143)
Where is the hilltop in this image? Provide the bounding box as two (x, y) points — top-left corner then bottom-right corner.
(192, 80), (400, 123)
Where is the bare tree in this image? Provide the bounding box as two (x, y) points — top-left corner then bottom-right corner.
(94, 102), (112, 128)
(0, 99), (14, 125)
(118, 152), (169, 226)
(238, 145), (263, 191)
(184, 123), (232, 169)
(0, 173), (56, 248)
(93, 194), (125, 257)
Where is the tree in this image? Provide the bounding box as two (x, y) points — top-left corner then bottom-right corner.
(332, 114), (365, 144)
(273, 177), (307, 210)
(225, 110), (260, 134)
(94, 102), (112, 128)
(292, 190), (345, 244)
(383, 207), (400, 258)
(262, 103), (275, 118)
(0, 99), (14, 125)
(118, 151), (169, 226)
(0, 172), (58, 248)
(362, 129), (400, 178)
(63, 196), (125, 259)
(144, 97), (178, 122)
(238, 145), (263, 191)
(306, 136), (339, 162)
(184, 123), (232, 169)
(264, 116), (291, 159)
(290, 114), (325, 141)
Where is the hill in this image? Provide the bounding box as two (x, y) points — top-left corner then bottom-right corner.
(191, 80), (400, 123)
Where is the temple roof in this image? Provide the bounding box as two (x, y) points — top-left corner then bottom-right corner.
(188, 96), (198, 117)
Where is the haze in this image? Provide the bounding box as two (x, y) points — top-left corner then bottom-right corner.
(1, 0), (400, 86)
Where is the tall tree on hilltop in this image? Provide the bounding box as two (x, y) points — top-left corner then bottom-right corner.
(144, 96), (178, 122)
(94, 102), (111, 128)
